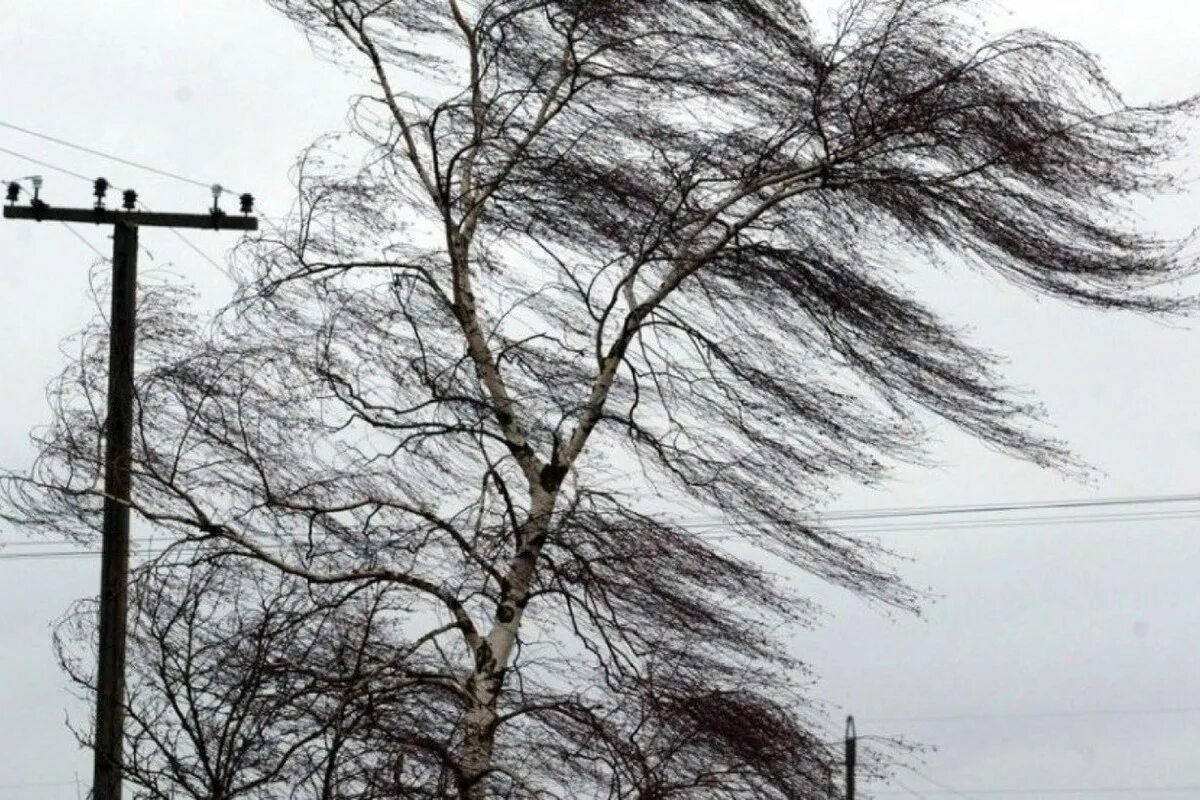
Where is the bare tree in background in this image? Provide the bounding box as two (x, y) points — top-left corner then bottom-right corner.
(5, 0), (1197, 796)
(55, 557), (408, 800)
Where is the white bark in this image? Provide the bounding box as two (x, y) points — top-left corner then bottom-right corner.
(458, 489), (555, 798)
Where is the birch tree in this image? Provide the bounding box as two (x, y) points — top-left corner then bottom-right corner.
(4, 0), (1196, 796)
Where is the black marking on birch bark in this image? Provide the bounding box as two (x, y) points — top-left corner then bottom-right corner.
(495, 605), (515, 623)
(495, 409), (513, 427)
(505, 440), (534, 458)
(474, 642), (494, 673)
(539, 463), (567, 491)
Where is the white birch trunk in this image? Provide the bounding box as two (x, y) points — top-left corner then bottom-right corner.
(458, 489), (555, 798)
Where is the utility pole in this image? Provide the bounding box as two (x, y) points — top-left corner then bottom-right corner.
(845, 715), (857, 800)
(4, 178), (256, 800)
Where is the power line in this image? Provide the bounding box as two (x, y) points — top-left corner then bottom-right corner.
(0, 119), (236, 194)
(5, 173), (158, 262)
(826, 509), (1200, 534)
(4, 491), (1200, 562)
(862, 705), (1200, 725)
(800, 491), (1200, 524)
(0, 539), (294, 562)
(549, 492), (1200, 533)
(893, 779), (932, 799)
(0, 144), (94, 183)
(0, 118), (289, 241)
(3, 144), (236, 279)
(165, 224), (231, 279)
(871, 785), (1200, 796)
(0, 549), (113, 561)
(2, 506), (1199, 557)
(665, 508), (1200, 539)
(907, 767), (978, 800)
(59, 222), (109, 261)
(1, 118), (284, 254)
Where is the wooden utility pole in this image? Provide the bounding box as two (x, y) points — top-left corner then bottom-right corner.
(845, 715), (857, 800)
(4, 179), (256, 800)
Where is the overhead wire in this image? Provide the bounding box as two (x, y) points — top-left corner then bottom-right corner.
(894, 779), (932, 799)
(1, 142), (241, 279)
(871, 784), (1200, 796)
(0, 117), (285, 233)
(3, 174), (112, 262)
(0, 117), (299, 251)
(823, 508), (1200, 533)
(3, 490), (1200, 561)
(0, 119), (235, 194)
(0, 540), (292, 562)
(794, 491), (1200, 523)
(0, 144), (94, 183)
(163, 224), (232, 279)
(906, 767), (980, 800)
(686, 509), (1200, 543)
(58, 222), (109, 261)
(862, 704), (1200, 725)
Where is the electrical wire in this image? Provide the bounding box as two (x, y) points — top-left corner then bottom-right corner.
(796, 491), (1200, 523)
(894, 779), (932, 799)
(862, 705), (1200, 725)
(686, 510), (1200, 543)
(871, 784), (1200, 796)
(2, 504), (1199, 554)
(58, 222), (108, 261)
(0, 119), (283, 241)
(654, 508), (1200, 536)
(825, 508), (1200, 534)
(164, 224), (232, 279)
(906, 767), (980, 799)
(0, 118), (294, 244)
(0, 545), (292, 563)
(3, 491), (1200, 561)
(0, 119), (237, 194)
(4, 174), (157, 262)
(2, 144), (236, 279)
(0, 144), (94, 183)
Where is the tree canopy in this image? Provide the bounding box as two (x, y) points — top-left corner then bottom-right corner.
(4, 1), (1196, 797)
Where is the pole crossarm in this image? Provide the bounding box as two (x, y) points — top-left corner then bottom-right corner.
(4, 204), (258, 231)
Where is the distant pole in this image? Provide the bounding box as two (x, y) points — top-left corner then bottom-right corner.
(845, 715), (857, 800)
(5, 180), (256, 800)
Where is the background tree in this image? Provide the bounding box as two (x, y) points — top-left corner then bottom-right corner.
(5, 0), (1197, 796)
(55, 556), (353, 800)
(58, 551), (489, 800)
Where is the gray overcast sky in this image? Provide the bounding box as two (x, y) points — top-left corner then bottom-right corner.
(1, 2), (1198, 798)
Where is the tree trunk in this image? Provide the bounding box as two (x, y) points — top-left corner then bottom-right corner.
(458, 489), (556, 798)
(459, 701), (499, 800)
